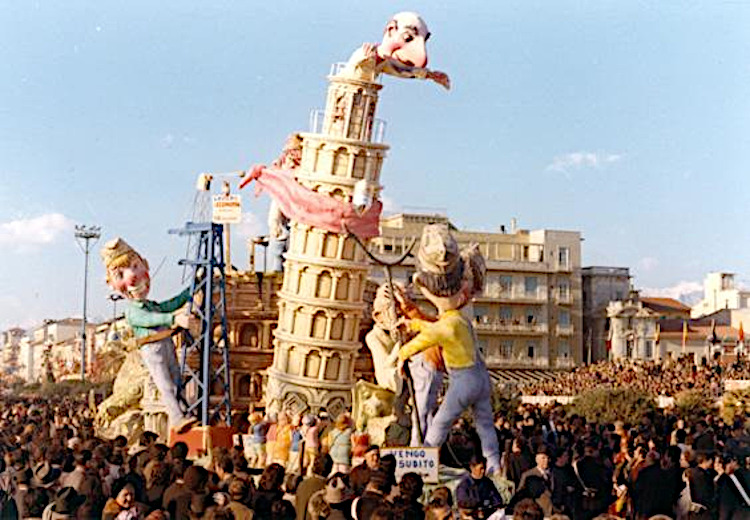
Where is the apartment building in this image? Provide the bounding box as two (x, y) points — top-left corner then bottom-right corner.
(368, 213), (583, 371)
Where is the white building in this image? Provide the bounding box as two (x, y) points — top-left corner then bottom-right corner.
(692, 272), (750, 318)
(607, 290), (662, 361)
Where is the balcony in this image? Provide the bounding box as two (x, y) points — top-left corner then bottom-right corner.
(555, 324), (574, 336)
(477, 288), (547, 304)
(474, 319), (547, 335)
(484, 356), (551, 368)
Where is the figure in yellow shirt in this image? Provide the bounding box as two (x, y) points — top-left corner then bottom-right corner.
(398, 224), (501, 473)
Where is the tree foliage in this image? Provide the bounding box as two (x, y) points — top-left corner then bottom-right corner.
(570, 387), (655, 424)
(674, 389), (716, 423)
(722, 387), (750, 425)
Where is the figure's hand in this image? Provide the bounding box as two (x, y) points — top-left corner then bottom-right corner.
(361, 42), (377, 59)
(427, 70), (451, 90)
(174, 312), (199, 334)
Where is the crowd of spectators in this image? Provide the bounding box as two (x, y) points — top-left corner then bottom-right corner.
(1, 382), (750, 519)
(520, 357), (750, 398)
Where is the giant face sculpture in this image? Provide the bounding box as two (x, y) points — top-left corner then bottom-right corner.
(378, 12), (431, 68)
(107, 256), (151, 300)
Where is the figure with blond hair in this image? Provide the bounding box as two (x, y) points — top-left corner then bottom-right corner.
(100, 238), (197, 434)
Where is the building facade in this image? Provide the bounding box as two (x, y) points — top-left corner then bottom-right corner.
(606, 291), (661, 361)
(368, 213), (583, 370)
(582, 266), (631, 363)
(692, 272), (750, 318)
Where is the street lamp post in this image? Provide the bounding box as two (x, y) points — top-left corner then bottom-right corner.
(75, 225), (101, 381)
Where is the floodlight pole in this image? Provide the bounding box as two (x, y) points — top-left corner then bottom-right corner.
(75, 225), (101, 381)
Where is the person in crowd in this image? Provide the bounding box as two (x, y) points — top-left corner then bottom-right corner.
(354, 470), (391, 520)
(715, 453), (750, 520)
(296, 453), (333, 520)
(253, 463), (286, 520)
(350, 446), (380, 496)
(687, 451), (717, 520)
(391, 472), (424, 520)
(456, 454), (503, 519)
(102, 481), (146, 520)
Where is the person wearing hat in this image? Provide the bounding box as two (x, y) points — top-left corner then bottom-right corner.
(41, 487), (85, 520)
(31, 461), (61, 491)
(397, 224), (501, 474)
(308, 473), (354, 520)
(100, 237), (198, 434)
(350, 445), (380, 496)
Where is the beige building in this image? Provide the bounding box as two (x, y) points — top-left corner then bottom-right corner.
(16, 319), (97, 383)
(368, 213), (583, 370)
(692, 272), (750, 318)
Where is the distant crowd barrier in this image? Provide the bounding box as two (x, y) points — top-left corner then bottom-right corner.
(521, 395), (676, 408)
(520, 396), (576, 406)
(724, 380), (750, 391)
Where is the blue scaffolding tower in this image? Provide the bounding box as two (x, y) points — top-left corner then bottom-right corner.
(169, 221), (232, 427)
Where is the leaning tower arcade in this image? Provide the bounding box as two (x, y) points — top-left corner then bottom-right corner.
(265, 64), (389, 417)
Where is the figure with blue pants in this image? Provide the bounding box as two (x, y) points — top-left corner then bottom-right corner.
(397, 224), (501, 474)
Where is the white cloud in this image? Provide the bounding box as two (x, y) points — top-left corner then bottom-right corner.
(0, 213), (75, 251)
(236, 211), (264, 239)
(641, 280), (704, 305)
(380, 195), (401, 214)
(546, 151), (623, 173)
(638, 256), (659, 272)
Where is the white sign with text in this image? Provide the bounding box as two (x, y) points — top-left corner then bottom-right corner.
(212, 194), (242, 224)
(380, 447), (440, 484)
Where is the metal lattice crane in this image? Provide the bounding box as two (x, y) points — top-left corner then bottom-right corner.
(169, 174), (233, 427)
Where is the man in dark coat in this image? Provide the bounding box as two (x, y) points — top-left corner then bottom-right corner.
(687, 452), (717, 520)
(716, 454), (750, 520)
(550, 448), (580, 518)
(350, 446), (380, 496)
(575, 442), (611, 520)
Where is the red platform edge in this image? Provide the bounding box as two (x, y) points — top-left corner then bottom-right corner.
(168, 425), (235, 458)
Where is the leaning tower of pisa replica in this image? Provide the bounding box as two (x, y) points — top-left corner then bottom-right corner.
(265, 65), (389, 417)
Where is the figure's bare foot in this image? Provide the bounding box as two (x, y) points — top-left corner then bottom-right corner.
(176, 416), (199, 434)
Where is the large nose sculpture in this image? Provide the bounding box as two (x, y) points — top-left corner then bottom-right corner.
(393, 36), (428, 68)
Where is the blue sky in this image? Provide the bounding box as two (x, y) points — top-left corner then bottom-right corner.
(1, 1), (749, 330)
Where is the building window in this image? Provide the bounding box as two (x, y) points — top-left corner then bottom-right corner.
(473, 305), (489, 323)
(558, 247), (569, 268)
(477, 338), (488, 357)
(524, 276), (538, 296)
(645, 340), (653, 358)
(527, 342), (536, 358)
(559, 310), (570, 326)
(500, 275), (512, 294)
(558, 341), (570, 358)
(499, 307), (512, 322)
(500, 340), (513, 358)
(558, 281), (570, 299)
(525, 308), (536, 325)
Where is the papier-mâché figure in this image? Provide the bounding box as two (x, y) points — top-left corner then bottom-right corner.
(397, 224), (501, 473)
(340, 11), (450, 89)
(101, 238), (198, 434)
